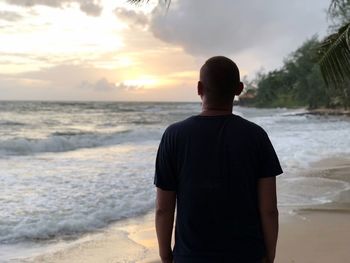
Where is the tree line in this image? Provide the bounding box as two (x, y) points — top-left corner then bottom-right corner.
(241, 36), (350, 109)
(241, 0), (350, 109)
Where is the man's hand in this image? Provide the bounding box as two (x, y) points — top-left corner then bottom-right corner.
(161, 256), (173, 263)
(262, 257), (273, 263)
(258, 177), (279, 263)
(155, 188), (176, 263)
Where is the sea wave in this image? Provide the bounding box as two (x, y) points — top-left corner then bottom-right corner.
(51, 131), (95, 136)
(0, 120), (26, 126)
(0, 129), (154, 155)
(0, 190), (154, 244)
(0, 139), (158, 245)
(132, 120), (161, 125)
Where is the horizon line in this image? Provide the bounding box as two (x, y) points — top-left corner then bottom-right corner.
(0, 99), (200, 103)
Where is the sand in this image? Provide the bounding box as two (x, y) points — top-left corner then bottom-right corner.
(19, 157), (350, 263)
(18, 214), (158, 263)
(276, 209), (350, 263)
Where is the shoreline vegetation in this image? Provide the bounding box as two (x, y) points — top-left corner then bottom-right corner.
(237, 36), (350, 111)
(237, 0), (350, 111)
(304, 108), (350, 117)
(239, 103), (350, 117)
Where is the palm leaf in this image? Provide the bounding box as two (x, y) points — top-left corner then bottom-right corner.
(319, 22), (350, 87)
(329, 0), (349, 12)
(128, 0), (149, 3)
(128, 0), (171, 6)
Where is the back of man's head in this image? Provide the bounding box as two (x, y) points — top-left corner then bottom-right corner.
(199, 56), (241, 106)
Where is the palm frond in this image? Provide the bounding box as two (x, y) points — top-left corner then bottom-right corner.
(319, 23), (350, 87)
(128, 0), (149, 4)
(329, 0), (349, 12)
(128, 0), (171, 6)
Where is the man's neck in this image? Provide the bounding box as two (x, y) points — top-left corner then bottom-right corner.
(200, 105), (233, 116)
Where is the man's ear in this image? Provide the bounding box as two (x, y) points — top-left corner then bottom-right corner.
(197, 81), (204, 96)
(234, 82), (244, 96)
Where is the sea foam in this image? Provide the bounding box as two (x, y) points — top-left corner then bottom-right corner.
(0, 128), (161, 156)
(1, 102), (350, 248)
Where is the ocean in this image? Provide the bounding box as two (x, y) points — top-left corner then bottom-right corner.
(1, 101), (350, 260)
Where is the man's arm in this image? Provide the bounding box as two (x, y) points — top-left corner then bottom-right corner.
(155, 188), (176, 263)
(258, 177), (279, 263)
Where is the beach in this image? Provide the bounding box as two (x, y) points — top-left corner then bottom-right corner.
(17, 157), (350, 263)
(1, 102), (350, 262)
(18, 211), (350, 263)
(276, 157), (350, 263)
(1, 0), (349, 261)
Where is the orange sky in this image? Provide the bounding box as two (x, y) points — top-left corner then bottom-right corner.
(0, 0), (329, 101)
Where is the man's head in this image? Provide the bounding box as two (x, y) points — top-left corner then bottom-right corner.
(198, 56), (243, 108)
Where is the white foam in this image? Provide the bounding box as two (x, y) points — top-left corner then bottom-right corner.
(0, 128), (161, 156)
(277, 177), (350, 206)
(1, 103), (350, 250)
(245, 110), (350, 171)
(0, 143), (157, 244)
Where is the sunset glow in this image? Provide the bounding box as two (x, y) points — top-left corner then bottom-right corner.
(0, 0), (329, 101)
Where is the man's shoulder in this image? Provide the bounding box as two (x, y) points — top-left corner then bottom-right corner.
(164, 115), (266, 135)
(235, 115), (266, 134)
(164, 116), (196, 134)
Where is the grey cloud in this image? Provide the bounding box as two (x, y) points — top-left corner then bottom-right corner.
(79, 78), (116, 92)
(116, 81), (143, 90)
(5, 0), (102, 16)
(14, 64), (114, 90)
(6, 0), (62, 8)
(114, 8), (149, 29)
(0, 64), (139, 100)
(149, 0), (329, 58)
(0, 11), (23, 21)
(79, 1), (102, 16)
(79, 78), (142, 92)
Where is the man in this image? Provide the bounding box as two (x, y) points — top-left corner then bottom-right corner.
(154, 56), (283, 263)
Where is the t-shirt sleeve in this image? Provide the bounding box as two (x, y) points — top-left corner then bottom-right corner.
(257, 130), (283, 178)
(154, 129), (177, 191)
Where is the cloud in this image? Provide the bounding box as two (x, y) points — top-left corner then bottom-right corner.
(79, 78), (116, 92)
(114, 8), (149, 29)
(0, 11), (23, 21)
(116, 81), (143, 90)
(79, 78), (144, 92)
(79, 1), (102, 16)
(5, 64), (120, 92)
(149, 0), (329, 59)
(5, 0), (102, 16)
(0, 64), (127, 100)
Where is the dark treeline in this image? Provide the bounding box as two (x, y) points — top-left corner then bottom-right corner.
(241, 0), (350, 109)
(241, 37), (348, 109)
(242, 36), (350, 109)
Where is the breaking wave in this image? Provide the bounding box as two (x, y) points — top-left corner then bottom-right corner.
(0, 120), (26, 126)
(0, 129), (151, 155)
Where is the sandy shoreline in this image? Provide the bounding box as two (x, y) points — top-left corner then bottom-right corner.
(16, 157), (350, 263)
(307, 108), (350, 117)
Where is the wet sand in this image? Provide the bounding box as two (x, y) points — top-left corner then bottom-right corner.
(276, 209), (350, 263)
(20, 157), (350, 263)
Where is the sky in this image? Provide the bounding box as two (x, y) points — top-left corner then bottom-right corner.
(0, 0), (330, 101)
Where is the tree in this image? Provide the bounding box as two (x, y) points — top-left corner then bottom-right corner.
(328, 0), (350, 28)
(253, 37), (330, 108)
(319, 0), (350, 87)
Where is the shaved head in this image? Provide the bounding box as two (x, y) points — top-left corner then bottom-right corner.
(199, 56), (241, 106)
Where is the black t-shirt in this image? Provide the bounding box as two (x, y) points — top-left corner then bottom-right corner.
(154, 114), (283, 263)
